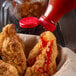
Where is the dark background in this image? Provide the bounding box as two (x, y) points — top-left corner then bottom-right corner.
(0, 0), (76, 51)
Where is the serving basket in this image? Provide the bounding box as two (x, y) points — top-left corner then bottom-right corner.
(18, 33), (76, 76)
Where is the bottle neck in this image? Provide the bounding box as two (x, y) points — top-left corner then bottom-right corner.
(43, 0), (76, 23)
(39, 16), (56, 32)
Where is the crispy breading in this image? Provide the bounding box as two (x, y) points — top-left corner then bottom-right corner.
(0, 24), (26, 75)
(0, 60), (19, 76)
(26, 31), (58, 76)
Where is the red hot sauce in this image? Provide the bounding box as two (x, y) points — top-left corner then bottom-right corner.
(37, 39), (53, 76)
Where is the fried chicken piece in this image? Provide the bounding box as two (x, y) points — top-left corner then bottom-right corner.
(27, 39), (42, 66)
(0, 60), (19, 76)
(0, 24), (26, 75)
(28, 31), (57, 66)
(26, 31), (58, 76)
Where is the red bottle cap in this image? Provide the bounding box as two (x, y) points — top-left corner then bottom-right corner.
(20, 17), (39, 28)
(19, 16), (56, 32)
(39, 16), (56, 32)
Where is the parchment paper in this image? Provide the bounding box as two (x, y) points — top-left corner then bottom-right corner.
(18, 34), (76, 76)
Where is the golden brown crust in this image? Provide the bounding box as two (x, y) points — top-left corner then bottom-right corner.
(26, 31), (58, 76)
(0, 24), (26, 75)
(13, 0), (46, 20)
(28, 39), (42, 66)
(0, 60), (19, 76)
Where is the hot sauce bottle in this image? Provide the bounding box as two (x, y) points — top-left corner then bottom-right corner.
(20, 0), (76, 31)
(39, 0), (76, 31)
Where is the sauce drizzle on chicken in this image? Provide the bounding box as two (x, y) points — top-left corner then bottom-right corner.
(37, 37), (53, 75)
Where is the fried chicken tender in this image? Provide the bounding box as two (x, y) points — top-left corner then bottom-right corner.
(26, 31), (58, 76)
(0, 60), (19, 76)
(0, 24), (26, 75)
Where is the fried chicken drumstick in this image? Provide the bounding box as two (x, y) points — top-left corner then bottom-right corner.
(26, 31), (58, 76)
(0, 24), (26, 75)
